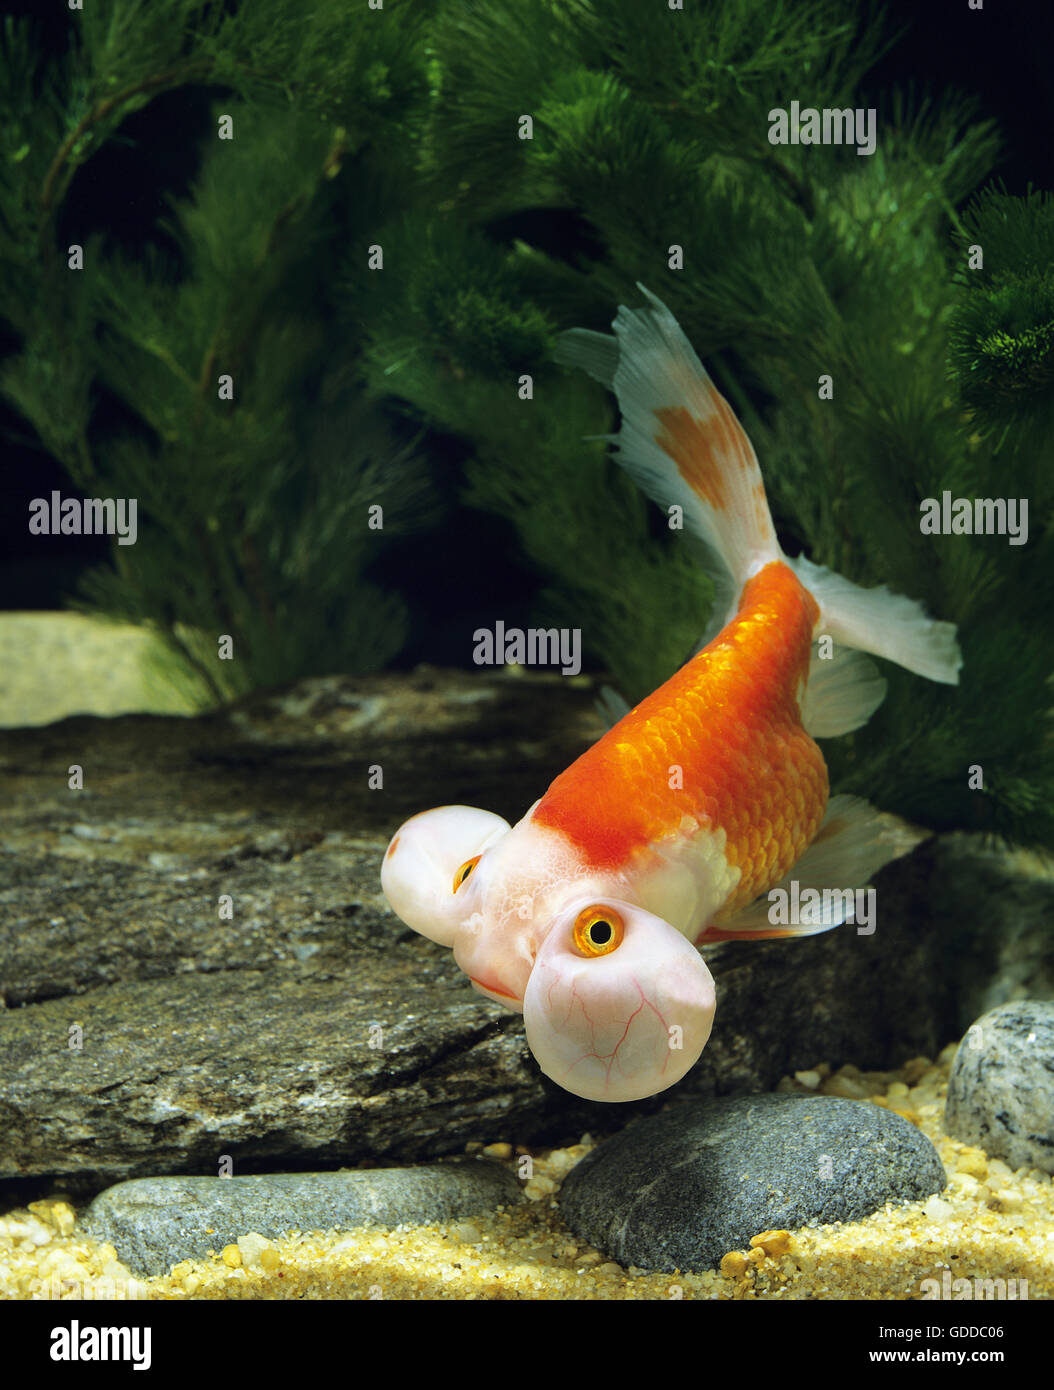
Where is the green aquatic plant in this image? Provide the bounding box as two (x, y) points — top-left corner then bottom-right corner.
(0, 1), (435, 701)
(352, 0), (1051, 847)
(0, 0), (1050, 845)
(948, 186), (1054, 430)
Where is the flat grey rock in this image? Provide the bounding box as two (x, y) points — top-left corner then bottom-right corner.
(0, 669), (1016, 1183)
(920, 837), (1054, 1033)
(81, 1160), (521, 1277)
(559, 1093), (946, 1273)
(944, 1000), (1054, 1172)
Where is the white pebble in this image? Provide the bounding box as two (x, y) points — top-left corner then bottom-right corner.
(236, 1232), (273, 1268)
(948, 1174), (983, 1201)
(545, 1150), (578, 1174)
(923, 1195), (954, 1222)
(449, 1222), (482, 1244)
(8, 1218), (54, 1247)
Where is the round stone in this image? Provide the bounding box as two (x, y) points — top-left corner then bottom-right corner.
(559, 1092), (946, 1272)
(945, 1001), (1054, 1173)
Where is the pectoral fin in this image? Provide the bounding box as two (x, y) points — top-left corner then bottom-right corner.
(698, 795), (928, 942)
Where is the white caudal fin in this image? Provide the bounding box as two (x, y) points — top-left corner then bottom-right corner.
(556, 284), (780, 591)
(788, 554), (962, 686)
(700, 795), (927, 941)
(558, 286), (963, 694)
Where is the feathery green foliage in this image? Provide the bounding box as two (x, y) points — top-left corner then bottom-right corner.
(949, 187), (1054, 431)
(352, 0), (1050, 845)
(1, 0), (1050, 844)
(1, 1), (433, 700)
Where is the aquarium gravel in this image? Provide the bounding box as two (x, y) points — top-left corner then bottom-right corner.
(2, 1042), (1049, 1301)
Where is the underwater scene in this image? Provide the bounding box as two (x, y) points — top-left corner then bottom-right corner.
(1, 0), (1052, 1334)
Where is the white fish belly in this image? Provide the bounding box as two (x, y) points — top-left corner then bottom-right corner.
(632, 819), (742, 942)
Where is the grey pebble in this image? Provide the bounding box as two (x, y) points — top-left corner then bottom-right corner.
(81, 1160), (521, 1277)
(945, 1000), (1054, 1173)
(560, 1092), (946, 1273)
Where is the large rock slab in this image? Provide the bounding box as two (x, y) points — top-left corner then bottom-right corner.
(559, 1093), (947, 1273)
(82, 1160), (521, 1277)
(919, 837), (1054, 1033)
(0, 669), (980, 1184)
(945, 1001), (1054, 1172)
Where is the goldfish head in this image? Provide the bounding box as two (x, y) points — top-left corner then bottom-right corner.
(381, 807), (716, 1102)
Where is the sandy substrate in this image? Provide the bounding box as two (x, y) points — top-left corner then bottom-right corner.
(2, 1041), (1050, 1300)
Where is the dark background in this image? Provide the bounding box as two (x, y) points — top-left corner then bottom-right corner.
(2, 0), (1052, 669)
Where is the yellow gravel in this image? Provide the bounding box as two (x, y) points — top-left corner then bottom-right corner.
(2, 1041), (1051, 1300)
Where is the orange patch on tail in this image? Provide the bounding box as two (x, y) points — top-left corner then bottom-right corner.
(653, 388), (756, 513)
(654, 405), (728, 510)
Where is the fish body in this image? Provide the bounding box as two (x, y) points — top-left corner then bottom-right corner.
(532, 559), (826, 939)
(382, 287), (961, 1102)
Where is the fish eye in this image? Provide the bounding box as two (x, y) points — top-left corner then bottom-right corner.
(572, 905), (624, 957)
(452, 855), (481, 894)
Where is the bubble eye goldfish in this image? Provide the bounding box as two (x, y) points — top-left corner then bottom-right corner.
(382, 287), (961, 1104)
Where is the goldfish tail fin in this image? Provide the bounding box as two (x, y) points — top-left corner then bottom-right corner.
(788, 553), (962, 686)
(556, 284), (781, 592)
(699, 795), (927, 942)
(558, 287), (962, 689)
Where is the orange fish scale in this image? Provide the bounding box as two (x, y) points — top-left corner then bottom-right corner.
(533, 561), (829, 917)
